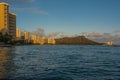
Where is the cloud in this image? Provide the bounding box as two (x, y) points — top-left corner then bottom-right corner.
(86, 31), (120, 44)
(58, 32), (69, 38)
(87, 32), (101, 37)
(11, 7), (48, 15)
(102, 33), (111, 38)
(0, 0), (35, 4)
(113, 30), (120, 33)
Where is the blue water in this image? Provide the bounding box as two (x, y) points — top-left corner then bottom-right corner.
(0, 45), (120, 80)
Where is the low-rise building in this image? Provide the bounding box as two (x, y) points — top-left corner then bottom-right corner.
(48, 38), (56, 44)
(104, 41), (115, 46)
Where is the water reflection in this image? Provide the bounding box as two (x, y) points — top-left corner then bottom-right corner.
(0, 47), (15, 79)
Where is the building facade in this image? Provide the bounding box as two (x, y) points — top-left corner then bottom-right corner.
(9, 12), (16, 38)
(0, 2), (16, 38)
(16, 28), (21, 39)
(30, 34), (37, 44)
(0, 2), (9, 33)
(48, 38), (56, 44)
(24, 32), (29, 40)
(104, 41), (115, 46)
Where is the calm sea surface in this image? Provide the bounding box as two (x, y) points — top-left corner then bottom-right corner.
(0, 45), (120, 80)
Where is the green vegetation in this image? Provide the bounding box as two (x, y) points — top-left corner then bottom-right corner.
(0, 32), (14, 45)
(55, 36), (102, 45)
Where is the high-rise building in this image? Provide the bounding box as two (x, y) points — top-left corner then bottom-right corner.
(24, 32), (29, 40)
(24, 31), (29, 44)
(0, 2), (9, 33)
(16, 28), (21, 39)
(9, 12), (16, 38)
(0, 2), (16, 38)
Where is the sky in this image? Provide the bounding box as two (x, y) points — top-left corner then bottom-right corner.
(0, 0), (120, 44)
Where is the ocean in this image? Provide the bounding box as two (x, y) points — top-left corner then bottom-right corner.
(0, 45), (120, 80)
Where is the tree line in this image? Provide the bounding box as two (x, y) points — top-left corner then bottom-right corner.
(0, 32), (14, 44)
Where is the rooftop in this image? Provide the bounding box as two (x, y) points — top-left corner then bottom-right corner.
(0, 2), (9, 6)
(9, 12), (16, 16)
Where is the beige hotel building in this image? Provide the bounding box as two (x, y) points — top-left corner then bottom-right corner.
(0, 2), (16, 38)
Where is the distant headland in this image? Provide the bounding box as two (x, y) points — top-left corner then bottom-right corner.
(55, 36), (102, 45)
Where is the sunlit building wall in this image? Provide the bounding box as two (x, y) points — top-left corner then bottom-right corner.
(0, 2), (16, 38)
(16, 28), (21, 39)
(24, 32), (29, 44)
(30, 35), (48, 45)
(40, 37), (45, 45)
(36, 36), (41, 44)
(0, 2), (9, 33)
(48, 38), (56, 44)
(52, 39), (56, 44)
(105, 41), (115, 46)
(30, 34), (37, 44)
(24, 32), (29, 40)
(30, 35), (56, 45)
